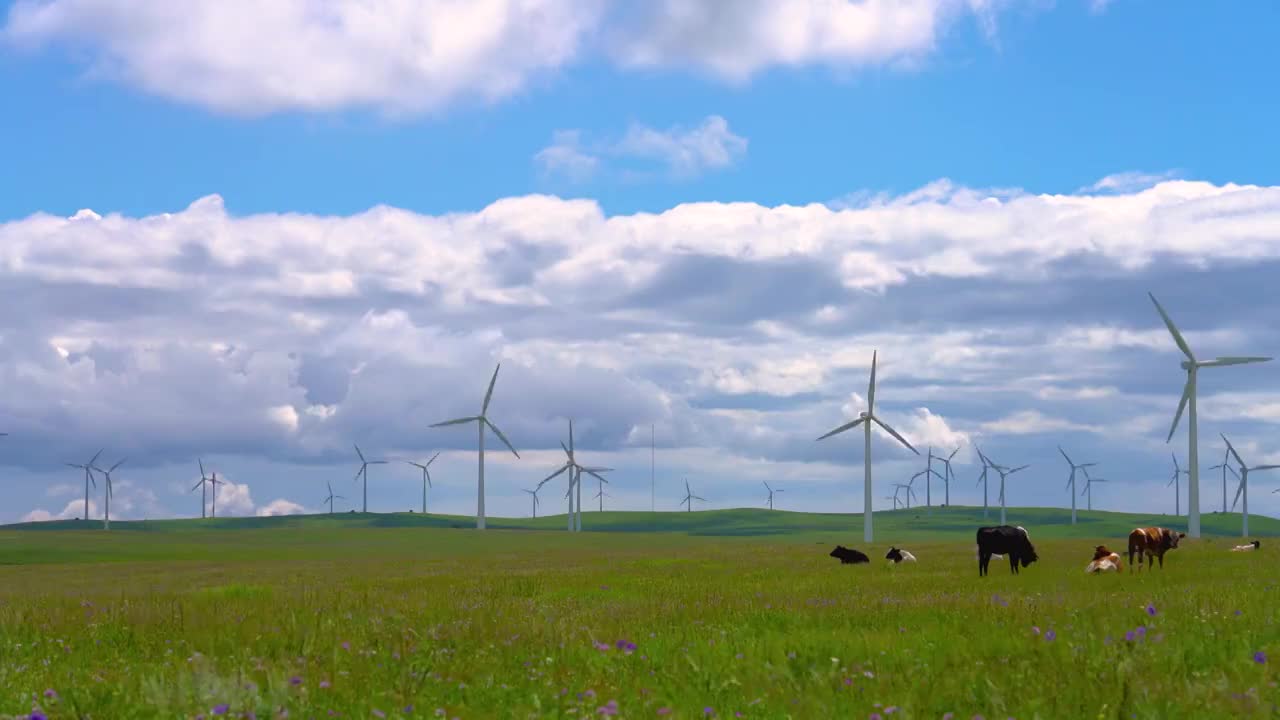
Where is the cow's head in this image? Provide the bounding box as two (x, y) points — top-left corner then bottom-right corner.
(1253, 540), (1262, 549)
(885, 547), (902, 562)
(1092, 545), (1113, 561)
(1019, 530), (1039, 567)
(829, 545), (847, 558)
(1163, 529), (1185, 549)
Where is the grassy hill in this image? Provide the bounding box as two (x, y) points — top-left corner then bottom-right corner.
(4, 504), (1275, 540)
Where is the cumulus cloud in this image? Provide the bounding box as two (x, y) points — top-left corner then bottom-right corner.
(3, 175), (1280, 521)
(535, 115), (747, 182)
(3, 1), (1099, 116)
(256, 498), (308, 517)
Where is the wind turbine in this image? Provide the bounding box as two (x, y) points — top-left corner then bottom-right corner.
(522, 487), (540, 518)
(893, 481), (916, 510)
(352, 444), (388, 514)
(1209, 445), (1234, 513)
(89, 457), (125, 530)
(404, 452), (441, 515)
(1080, 466), (1106, 511)
(985, 454), (1028, 526)
(680, 479), (704, 512)
(429, 364), (520, 530)
(190, 459), (213, 519)
(1221, 434), (1280, 537)
(763, 481), (784, 510)
(208, 471), (222, 518)
(817, 350), (920, 543)
(1168, 453), (1190, 517)
(537, 420), (610, 532)
(593, 487), (612, 511)
(936, 446), (960, 507)
(65, 448), (102, 521)
(974, 447), (994, 518)
(1058, 446), (1096, 525)
(322, 481), (344, 514)
(1149, 292), (1272, 538)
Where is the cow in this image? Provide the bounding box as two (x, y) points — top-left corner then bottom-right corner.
(885, 547), (917, 564)
(976, 525), (1038, 576)
(1127, 526), (1184, 572)
(1085, 544), (1122, 574)
(829, 545), (870, 564)
(1231, 540), (1261, 552)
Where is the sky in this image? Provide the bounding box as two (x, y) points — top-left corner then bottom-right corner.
(2, 0), (1280, 526)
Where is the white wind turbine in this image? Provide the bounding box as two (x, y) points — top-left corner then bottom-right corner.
(430, 364), (520, 530)
(1168, 453), (1190, 517)
(190, 458), (214, 519)
(404, 452), (441, 515)
(974, 447), (995, 518)
(680, 479), (704, 512)
(893, 481), (916, 510)
(1221, 434), (1280, 537)
(323, 481), (345, 514)
(65, 448), (102, 521)
(352, 444), (388, 514)
(1058, 446), (1096, 525)
(817, 350), (920, 543)
(537, 420), (610, 532)
(522, 487), (540, 518)
(1080, 466), (1106, 510)
(89, 457), (125, 530)
(1209, 445), (1239, 513)
(763, 481), (784, 510)
(593, 487), (612, 511)
(936, 446), (960, 507)
(985, 453), (1028, 526)
(885, 493), (900, 510)
(1149, 291), (1272, 538)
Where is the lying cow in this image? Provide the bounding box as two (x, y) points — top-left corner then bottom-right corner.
(829, 545), (870, 564)
(1231, 540), (1261, 552)
(1085, 544), (1122, 574)
(885, 547), (917, 564)
(976, 525), (1038, 576)
(1127, 526), (1184, 572)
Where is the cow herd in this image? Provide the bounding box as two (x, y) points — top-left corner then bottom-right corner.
(826, 525), (1264, 576)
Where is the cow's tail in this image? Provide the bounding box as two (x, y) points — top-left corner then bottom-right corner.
(1127, 534), (1138, 572)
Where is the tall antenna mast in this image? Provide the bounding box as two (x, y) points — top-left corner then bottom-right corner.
(651, 423), (655, 513)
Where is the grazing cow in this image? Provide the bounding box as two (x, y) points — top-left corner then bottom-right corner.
(1127, 526), (1184, 572)
(829, 545), (870, 564)
(1231, 540), (1262, 552)
(976, 525), (1038, 576)
(885, 547), (917, 564)
(1085, 544), (1122, 574)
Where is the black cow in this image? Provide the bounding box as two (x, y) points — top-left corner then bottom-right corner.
(829, 545), (870, 564)
(976, 525), (1038, 576)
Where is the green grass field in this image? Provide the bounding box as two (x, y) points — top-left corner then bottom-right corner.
(1, 506), (1277, 719)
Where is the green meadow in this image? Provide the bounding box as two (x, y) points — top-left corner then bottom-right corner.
(1, 506), (1277, 719)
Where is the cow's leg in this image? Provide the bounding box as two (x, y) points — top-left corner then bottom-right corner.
(1127, 543), (1137, 573)
(979, 552), (989, 576)
(1009, 554), (1019, 574)
(1158, 553), (1164, 569)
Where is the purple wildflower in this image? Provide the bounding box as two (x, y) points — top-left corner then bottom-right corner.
(1136, 626), (1148, 638)
(42, 690), (57, 700)
(943, 715), (955, 720)
(319, 680), (331, 689)
(213, 706), (230, 716)
(1031, 626), (1040, 635)
(1125, 631), (1136, 642)
(885, 707), (899, 714)
(870, 714), (882, 720)
(1255, 651), (1267, 664)
(704, 707), (715, 716)
(597, 700), (619, 716)
(289, 676), (302, 686)
(1045, 630), (1057, 641)
(657, 709), (672, 716)
(340, 641), (351, 651)
(594, 641), (611, 651)
(1146, 604), (1157, 617)
(404, 707), (413, 714)
(29, 712), (47, 720)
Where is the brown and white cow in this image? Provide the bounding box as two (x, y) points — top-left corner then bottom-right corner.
(1085, 544), (1122, 574)
(1231, 540), (1261, 552)
(1127, 526), (1184, 572)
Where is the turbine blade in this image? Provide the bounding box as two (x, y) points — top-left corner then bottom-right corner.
(405, 461), (426, 470)
(355, 444), (365, 462)
(481, 364), (501, 414)
(871, 415), (919, 455)
(431, 416), (479, 428)
(88, 448), (103, 466)
(816, 417), (864, 441)
(1232, 480), (1245, 511)
(1008, 464), (1029, 474)
(568, 418), (574, 455)
(190, 478), (203, 492)
(1200, 356), (1272, 367)
(484, 419), (519, 458)
(584, 470), (609, 484)
(867, 350), (878, 415)
(1221, 434), (1245, 467)
(370, 460), (389, 465)
(198, 458), (206, 477)
(109, 458), (126, 472)
(426, 451), (441, 466)
(1166, 379), (1192, 443)
(1250, 464), (1280, 471)
(947, 447), (960, 461)
(1058, 446), (1072, 465)
(1148, 292), (1196, 361)
(539, 464), (570, 485)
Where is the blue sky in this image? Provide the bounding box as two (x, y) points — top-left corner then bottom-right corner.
(2, 0), (1280, 526)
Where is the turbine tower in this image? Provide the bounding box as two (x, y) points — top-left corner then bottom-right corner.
(1149, 291), (1272, 538)
(208, 471), (222, 518)
(323, 481), (344, 514)
(522, 487), (540, 518)
(352, 444), (388, 514)
(763, 481), (784, 510)
(680, 479), (704, 512)
(65, 448), (102, 521)
(984, 453), (1028, 526)
(817, 350), (919, 543)
(430, 364), (520, 530)
(1168, 453), (1190, 517)
(404, 452), (441, 515)
(937, 446), (960, 507)
(1221, 434), (1280, 537)
(1057, 446), (1096, 525)
(974, 447), (995, 519)
(1080, 466), (1106, 511)
(89, 457), (125, 530)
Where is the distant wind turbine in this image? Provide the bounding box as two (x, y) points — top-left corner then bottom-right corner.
(89, 457), (125, 530)
(537, 420), (610, 532)
(190, 458), (213, 519)
(1221, 434), (1280, 537)
(404, 452), (441, 515)
(593, 487), (611, 511)
(208, 471), (222, 518)
(1080, 466), (1106, 510)
(936, 446), (960, 507)
(429, 364), (520, 530)
(523, 487), (540, 518)
(1209, 445), (1234, 513)
(817, 350), (919, 543)
(985, 454), (1028, 526)
(1058, 446), (1096, 525)
(974, 447), (994, 518)
(885, 493), (900, 510)
(323, 481), (344, 514)
(763, 481), (784, 510)
(1168, 453), (1190, 517)
(1149, 291), (1272, 538)
(680, 479), (704, 512)
(352, 444), (388, 514)
(894, 481), (916, 510)
(65, 448), (102, 521)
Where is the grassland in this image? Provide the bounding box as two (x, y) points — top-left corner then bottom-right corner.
(1, 506), (1277, 719)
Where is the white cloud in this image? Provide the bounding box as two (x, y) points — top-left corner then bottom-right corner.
(3, 1), (1069, 116)
(256, 498), (308, 517)
(535, 115), (747, 182)
(1082, 170), (1182, 194)
(22, 497), (94, 522)
(209, 477), (255, 517)
(980, 410), (1100, 435)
